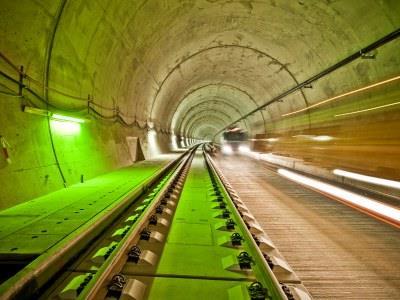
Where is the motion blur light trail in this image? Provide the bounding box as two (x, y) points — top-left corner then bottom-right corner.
(238, 145), (250, 153)
(333, 169), (400, 190)
(278, 168), (400, 227)
(282, 75), (400, 117)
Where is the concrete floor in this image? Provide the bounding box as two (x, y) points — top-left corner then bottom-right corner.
(215, 154), (400, 299)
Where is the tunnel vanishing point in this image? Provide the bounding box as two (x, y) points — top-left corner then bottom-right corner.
(0, 1), (400, 300)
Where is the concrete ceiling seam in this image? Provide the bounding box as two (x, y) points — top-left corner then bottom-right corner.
(43, 0), (67, 104)
(188, 121), (227, 139)
(179, 108), (234, 135)
(175, 98), (250, 132)
(183, 112), (231, 136)
(42, 0), (68, 188)
(194, 124), (221, 137)
(185, 115), (227, 138)
(169, 82), (266, 129)
(149, 44), (308, 121)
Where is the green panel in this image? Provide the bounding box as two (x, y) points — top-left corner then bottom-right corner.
(138, 276), (251, 300)
(126, 152), (272, 300)
(167, 223), (213, 245)
(155, 244), (250, 280)
(0, 157), (174, 256)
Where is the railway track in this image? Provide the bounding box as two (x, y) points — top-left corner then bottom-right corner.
(214, 153), (400, 299)
(0, 145), (311, 300)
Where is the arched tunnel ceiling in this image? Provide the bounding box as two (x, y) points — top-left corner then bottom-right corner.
(177, 99), (250, 133)
(3, 0), (400, 139)
(171, 84), (256, 134)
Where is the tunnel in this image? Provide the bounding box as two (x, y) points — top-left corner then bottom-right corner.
(0, 1), (400, 299)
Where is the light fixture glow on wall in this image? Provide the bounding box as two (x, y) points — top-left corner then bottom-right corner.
(23, 106), (86, 135)
(333, 169), (400, 190)
(50, 120), (81, 135)
(278, 168), (400, 226)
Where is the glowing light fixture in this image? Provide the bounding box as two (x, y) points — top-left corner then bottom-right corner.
(278, 168), (400, 225)
(334, 101), (400, 117)
(52, 114), (85, 123)
(333, 169), (400, 190)
(282, 75), (400, 117)
(221, 144), (233, 155)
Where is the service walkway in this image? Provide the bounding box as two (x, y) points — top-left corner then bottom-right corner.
(215, 154), (400, 299)
(0, 154), (179, 261)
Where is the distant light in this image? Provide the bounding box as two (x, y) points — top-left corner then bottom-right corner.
(335, 101), (400, 117)
(51, 120), (81, 135)
(227, 127), (241, 132)
(292, 134), (313, 139)
(170, 134), (179, 151)
(238, 145), (250, 153)
(148, 129), (157, 137)
(266, 138), (279, 142)
(222, 144), (233, 155)
(278, 169), (400, 225)
(333, 169), (400, 190)
(292, 135), (333, 142)
(249, 137), (279, 142)
(147, 129), (161, 156)
(52, 114), (85, 123)
(312, 135), (334, 142)
(282, 75), (400, 117)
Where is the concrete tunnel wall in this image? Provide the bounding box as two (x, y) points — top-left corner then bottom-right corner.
(0, 0), (399, 209)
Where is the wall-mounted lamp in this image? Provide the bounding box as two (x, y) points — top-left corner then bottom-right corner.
(52, 114), (85, 123)
(23, 106), (87, 135)
(23, 106), (87, 123)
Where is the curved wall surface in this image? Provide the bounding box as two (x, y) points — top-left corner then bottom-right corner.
(0, 0), (399, 208)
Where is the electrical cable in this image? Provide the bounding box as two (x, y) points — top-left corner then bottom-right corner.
(1, 53), (173, 134)
(0, 90), (22, 97)
(213, 27), (400, 137)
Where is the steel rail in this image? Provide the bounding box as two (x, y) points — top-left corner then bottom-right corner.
(0, 150), (190, 300)
(204, 152), (290, 300)
(81, 148), (196, 299)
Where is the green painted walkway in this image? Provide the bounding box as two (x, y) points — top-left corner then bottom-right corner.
(0, 156), (177, 258)
(124, 151), (280, 299)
